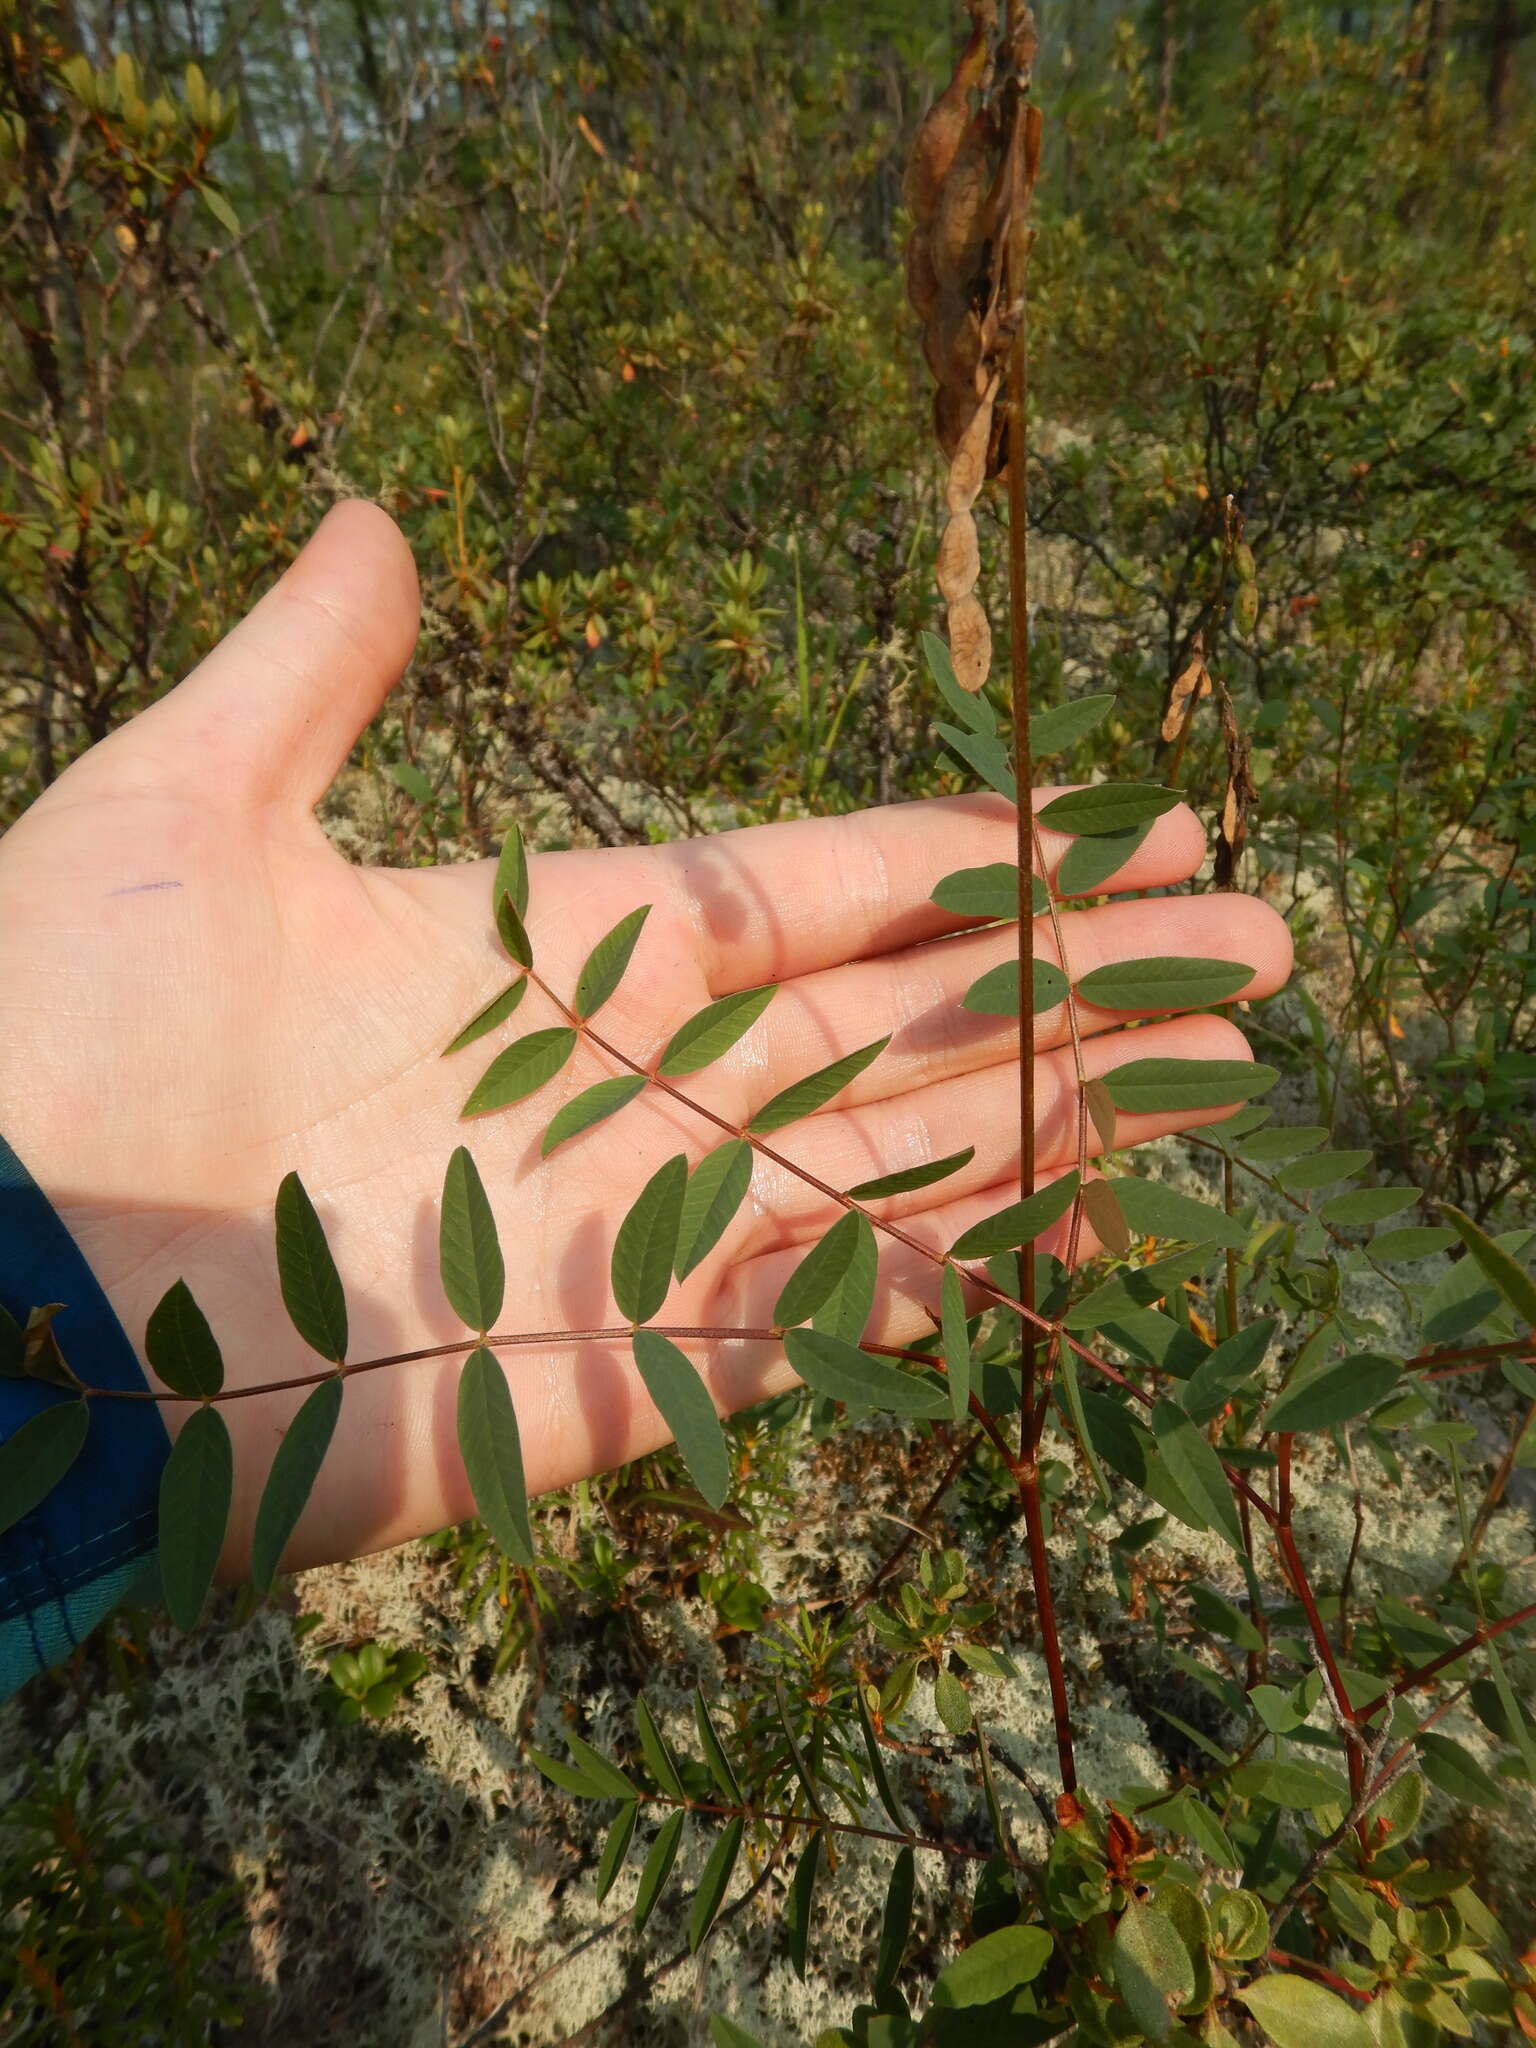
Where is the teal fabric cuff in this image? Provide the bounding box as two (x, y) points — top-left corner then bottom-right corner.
(1, 1133), (171, 1698)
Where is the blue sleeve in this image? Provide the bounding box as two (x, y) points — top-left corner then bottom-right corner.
(1, 1132), (171, 1696)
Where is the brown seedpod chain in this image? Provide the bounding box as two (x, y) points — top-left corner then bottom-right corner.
(904, 1), (1041, 691)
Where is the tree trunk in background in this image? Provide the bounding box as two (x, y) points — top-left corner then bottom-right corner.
(1485, 0), (1522, 131)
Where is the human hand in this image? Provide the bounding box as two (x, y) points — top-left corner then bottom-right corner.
(0, 504), (1291, 1575)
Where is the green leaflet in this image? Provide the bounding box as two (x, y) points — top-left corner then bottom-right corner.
(275, 1171), (348, 1362)
(875, 1845), (914, 1998)
(709, 2017), (768, 2048)
(695, 1688), (743, 1801)
(0, 1399), (89, 1539)
(145, 1279), (223, 1398)
(527, 1742), (606, 1797)
(632, 1329), (730, 1510)
(675, 1140), (754, 1280)
(1111, 1175), (1252, 1250)
(784, 1327), (949, 1417)
(854, 1683), (911, 1834)
(812, 1212), (878, 1345)
(635, 1694), (686, 1800)
(495, 890), (533, 969)
(786, 1830), (821, 1980)
(847, 1147), (974, 1203)
(1263, 1352), (1401, 1435)
(443, 977), (527, 1056)
(930, 863), (1047, 921)
(612, 1153), (688, 1321)
(961, 957), (1070, 1017)
(932, 1924), (1053, 2009)
(1075, 955), (1254, 1010)
(1056, 818), (1155, 895)
(493, 821), (530, 920)
(658, 985), (776, 1077)
(1418, 1730), (1506, 1810)
(456, 1344), (533, 1565)
(937, 722), (1016, 800)
(1319, 1185), (1418, 1227)
(1151, 1399), (1244, 1552)
(1370, 1226), (1456, 1263)
(1236, 1123), (1330, 1162)
(1180, 1318), (1277, 1424)
(1273, 1148), (1372, 1191)
(574, 904), (650, 1018)
(934, 1666), (971, 1737)
(462, 1026), (579, 1117)
(595, 1802), (638, 1904)
(1110, 1899), (1194, 2043)
(1238, 1974), (1373, 2048)
(941, 1264), (971, 1422)
(439, 1145), (505, 1330)
(688, 1816), (743, 1952)
(774, 1211), (863, 1327)
(250, 1376), (343, 1590)
(1037, 782), (1182, 836)
(1057, 1344), (1112, 1504)
(922, 628), (996, 733)
(1440, 1202), (1536, 1330)
(1029, 692), (1116, 755)
(1065, 1241), (1220, 1329)
(950, 1170), (1081, 1262)
(748, 1036), (890, 1135)
(541, 1074), (648, 1155)
(158, 1404), (232, 1631)
(1104, 1058), (1279, 1115)
(634, 1809), (686, 1933)
(565, 1731), (641, 1800)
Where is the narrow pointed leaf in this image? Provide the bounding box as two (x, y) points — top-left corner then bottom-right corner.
(812, 1212), (878, 1344)
(695, 1688), (742, 1801)
(636, 1693), (686, 1800)
(1057, 818), (1156, 894)
(634, 1809), (686, 1933)
(922, 628), (996, 732)
(937, 722), (1015, 799)
(1039, 783), (1182, 836)
(658, 985), (776, 1077)
(784, 1327), (948, 1417)
(440, 1146), (505, 1330)
(612, 1154), (688, 1321)
(456, 1344), (533, 1564)
(1065, 1242), (1219, 1328)
(566, 1731), (641, 1800)
(847, 1148), (975, 1205)
(493, 821), (530, 920)
(1440, 1203), (1536, 1330)
(941, 1264), (971, 1422)
(495, 890), (533, 968)
(950, 1170), (1080, 1262)
(1264, 1352), (1401, 1435)
(961, 957), (1070, 1017)
(575, 905), (650, 1018)
(1151, 1400), (1244, 1552)
(786, 1829), (822, 1979)
(1105, 1059), (1279, 1114)
(710, 2016), (767, 2048)
(444, 976), (526, 1055)
(275, 1172), (348, 1361)
(675, 1140), (753, 1280)
(1030, 693), (1116, 755)
(158, 1405), (232, 1630)
(930, 864), (1047, 921)
(1057, 1344), (1111, 1505)
(542, 1074), (647, 1154)
(774, 1212), (863, 1328)
(632, 1330), (730, 1509)
(595, 1801), (638, 1903)
(1075, 956), (1254, 1010)
(0, 1399), (89, 1538)
(749, 1037), (890, 1134)
(462, 1026), (579, 1117)
(854, 1684), (911, 1834)
(145, 1279), (223, 1398)
(688, 1817), (743, 1952)
(527, 1744), (605, 1797)
(250, 1376), (343, 1590)
(773, 1677), (829, 1823)
(1181, 1318), (1277, 1424)
(875, 1845), (915, 1996)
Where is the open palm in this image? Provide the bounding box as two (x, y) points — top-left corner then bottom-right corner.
(0, 504), (1291, 1574)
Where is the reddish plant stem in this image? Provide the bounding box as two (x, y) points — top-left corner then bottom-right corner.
(1275, 1434), (1364, 1805)
(1352, 1599), (1536, 1723)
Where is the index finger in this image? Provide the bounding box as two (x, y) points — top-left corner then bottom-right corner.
(659, 789), (1207, 995)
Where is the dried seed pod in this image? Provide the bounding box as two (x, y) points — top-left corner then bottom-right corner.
(936, 510), (980, 602)
(1160, 648), (1212, 742)
(902, 15), (992, 225)
(931, 109), (997, 293)
(922, 296), (986, 397)
(904, 230), (941, 323)
(933, 383), (982, 464)
(945, 381), (997, 512)
(947, 591), (992, 691)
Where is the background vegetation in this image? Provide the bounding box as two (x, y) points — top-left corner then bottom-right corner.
(3, 1), (1535, 2042)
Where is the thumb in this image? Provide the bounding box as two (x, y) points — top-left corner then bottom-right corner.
(105, 500), (419, 810)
